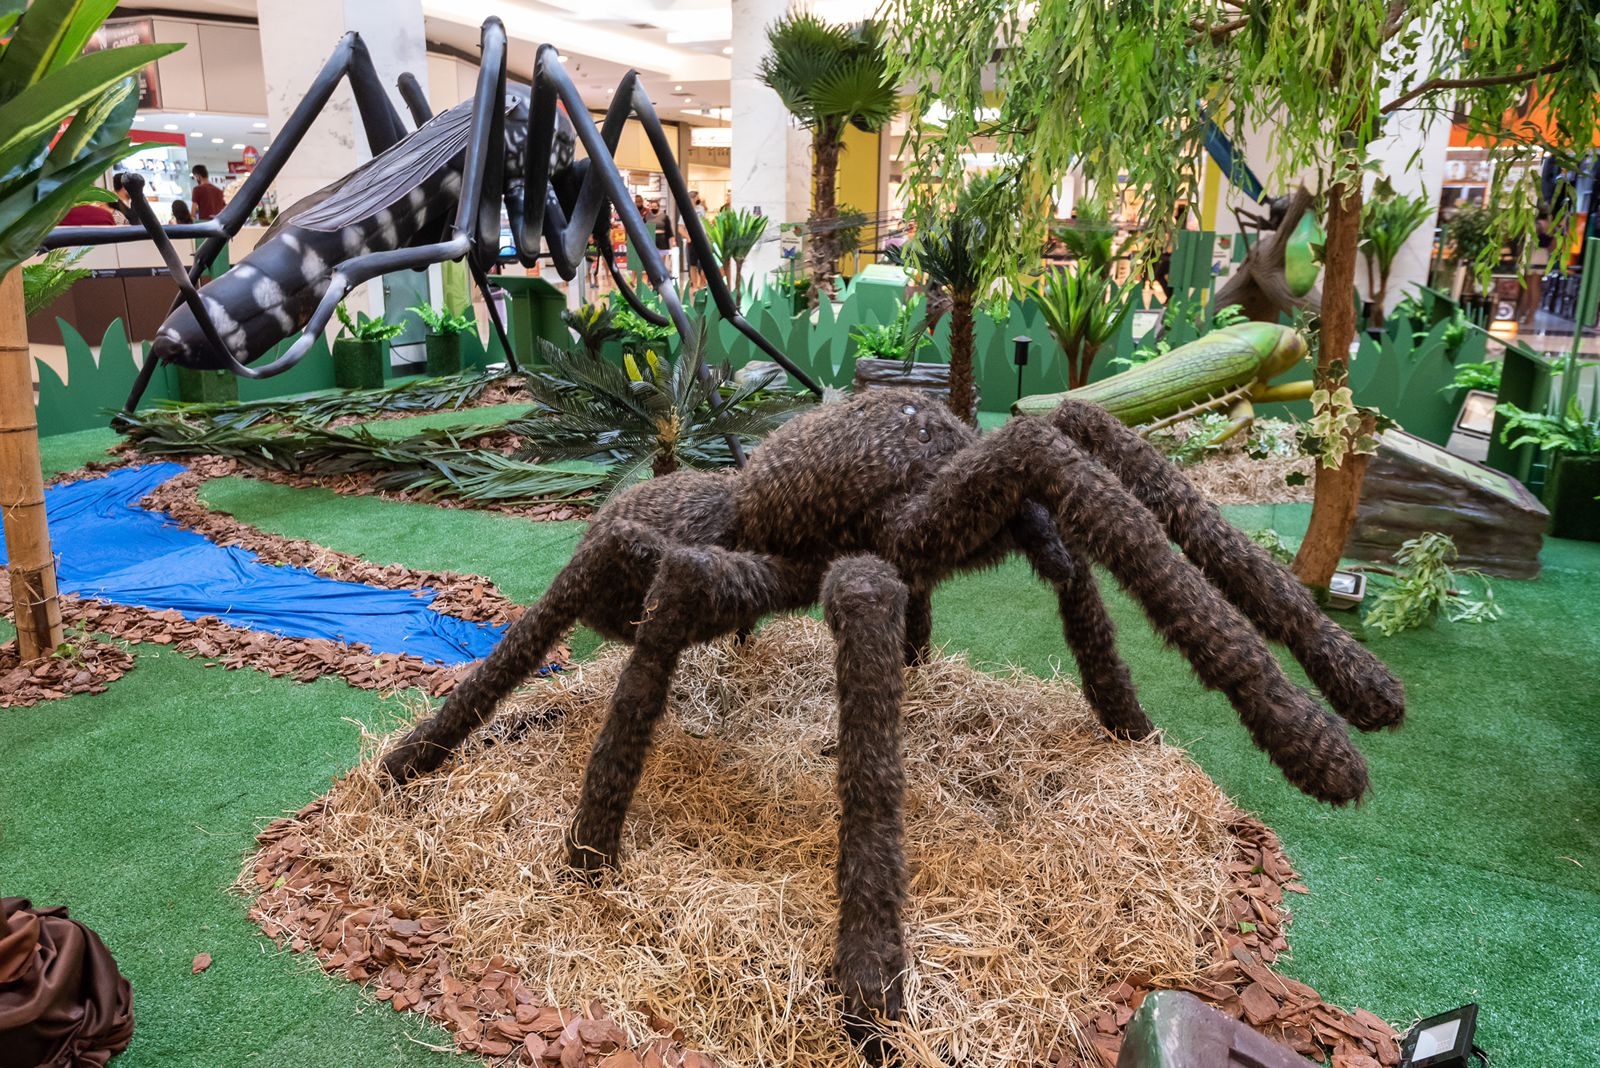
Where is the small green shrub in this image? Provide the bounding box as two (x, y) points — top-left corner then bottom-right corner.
(1363, 532), (1500, 637)
(849, 297), (932, 364)
(1495, 397), (1600, 455)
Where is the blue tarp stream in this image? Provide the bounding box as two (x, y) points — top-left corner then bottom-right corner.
(0, 464), (505, 665)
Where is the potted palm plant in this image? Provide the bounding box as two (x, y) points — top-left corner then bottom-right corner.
(705, 208), (768, 296)
(407, 304), (476, 375)
(1444, 202), (1498, 319)
(1496, 397), (1600, 540)
(1359, 185), (1433, 328)
(758, 14), (898, 297)
(1033, 214), (1135, 389)
(333, 303), (404, 389)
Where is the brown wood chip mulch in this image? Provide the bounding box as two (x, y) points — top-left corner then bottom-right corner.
(3, 461), (566, 707)
(0, 623), (136, 707)
(248, 805), (1400, 1068)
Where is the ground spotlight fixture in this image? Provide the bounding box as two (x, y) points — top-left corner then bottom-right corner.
(1399, 1004), (1485, 1068)
(1012, 335), (1030, 401)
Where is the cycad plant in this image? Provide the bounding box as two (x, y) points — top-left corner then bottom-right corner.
(759, 14), (897, 296)
(1360, 184), (1433, 327)
(909, 178), (1005, 424)
(0, 0), (178, 662)
(515, 341), (806, 493)
(562, 302), (622, 358)
(704, 208), (769, 295)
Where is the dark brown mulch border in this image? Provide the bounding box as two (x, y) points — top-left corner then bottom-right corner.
(246, 802), (1399, 1068)
(0, 625), (137, 708)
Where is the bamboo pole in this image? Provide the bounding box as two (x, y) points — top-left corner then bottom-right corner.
(0, 268), (64, 661)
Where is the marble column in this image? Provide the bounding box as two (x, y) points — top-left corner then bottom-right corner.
(257, 0), (431, 359)
(730, 0), (810, 286)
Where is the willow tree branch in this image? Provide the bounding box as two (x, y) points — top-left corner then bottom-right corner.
(1190, 14), (1250, 42)
(1380, 58), (1571, 115)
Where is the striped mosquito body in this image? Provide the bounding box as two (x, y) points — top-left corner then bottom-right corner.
(151, 86), (572, 370)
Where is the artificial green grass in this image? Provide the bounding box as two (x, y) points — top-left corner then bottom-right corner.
(5, 469), (1597, 1065)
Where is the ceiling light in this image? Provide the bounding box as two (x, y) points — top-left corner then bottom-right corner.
(189, 131), (203, 137)
(683, 97), (692, 103)
(252, 121), (268, 129)
(674, 84), (683, 91)
(558, 54), (569, 63)
(210, 137), (223, 143)
(163, 123), (179, 130)
(721, 46), (732, 54)
(232, 143), (245, 150)
(186, 111), (196, 117)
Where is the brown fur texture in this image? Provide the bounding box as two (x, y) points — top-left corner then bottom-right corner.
(381, 390), (1405, 1057)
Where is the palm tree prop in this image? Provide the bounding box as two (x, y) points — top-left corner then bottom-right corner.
(0, 0), (178, 661)
(908, 178), (1006, 424)
(1359, 185), (1433, 327)
(758, 14), (897, 298)
(513, 341), (807, 495)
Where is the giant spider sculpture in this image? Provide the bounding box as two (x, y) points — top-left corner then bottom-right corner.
(382, 390), (1405, 1059)
(42, 16), (821, 415)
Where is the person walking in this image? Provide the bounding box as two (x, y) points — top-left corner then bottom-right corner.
(189, 165), (225, 221)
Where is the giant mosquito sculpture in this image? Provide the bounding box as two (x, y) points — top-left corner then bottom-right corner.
(42, 17), (823, 416)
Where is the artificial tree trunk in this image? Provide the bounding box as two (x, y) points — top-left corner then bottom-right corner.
(0, 270), (65, 662)
(947, 295), (977, 425)
(806, 121), (844, 299)
(1292, 179), (1369, 590)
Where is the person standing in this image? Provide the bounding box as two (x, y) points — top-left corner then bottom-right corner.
(1519, 214), (1554, 326)
(190, 164), (225, 221)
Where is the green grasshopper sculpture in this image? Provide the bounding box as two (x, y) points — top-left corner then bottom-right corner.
(1014, 322), (1315, 443)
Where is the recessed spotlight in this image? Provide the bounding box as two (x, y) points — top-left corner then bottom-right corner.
(674, 84), (683, 91)
(163, 123), (179, 130)
(210, 137), (223, 143)
(252, 121), (267, 129)
(189, 130), (203, 137)
(232, 143), (245, 150)
(721, 46), (732, 54)
(683, 97), (693, 103)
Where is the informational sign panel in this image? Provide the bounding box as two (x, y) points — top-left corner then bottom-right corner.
(84, 18), (163, 109)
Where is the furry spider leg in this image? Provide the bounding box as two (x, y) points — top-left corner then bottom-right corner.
(1009, 503), (1153, 740)
(886, 417), (1369, 805)
(1047, 402), (1405, 731)
(823, 555), (911, 1064)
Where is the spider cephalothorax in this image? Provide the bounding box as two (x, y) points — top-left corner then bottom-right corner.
(382, 390), (1404, 1058)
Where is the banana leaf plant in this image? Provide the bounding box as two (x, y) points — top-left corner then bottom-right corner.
(0, 0), (180, 271)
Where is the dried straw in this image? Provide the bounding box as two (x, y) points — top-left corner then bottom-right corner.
(296, 617), (1240, 1067)
(1165, 421), (1315, 505)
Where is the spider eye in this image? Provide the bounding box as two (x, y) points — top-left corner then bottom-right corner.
(902, 405), (917, 415)
(917, 427), (930, 443)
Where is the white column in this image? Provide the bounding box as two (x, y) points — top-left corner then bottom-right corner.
(730, 0), (810, 287)
(257, 0), (431, 350)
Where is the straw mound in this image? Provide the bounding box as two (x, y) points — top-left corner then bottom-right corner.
(267, 616), (1244, 1067)
(1163, 421), (1315, 505)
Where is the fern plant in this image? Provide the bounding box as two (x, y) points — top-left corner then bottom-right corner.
(22, 247), (89, 315)
(1495, 397), (1600, 455)
(336, 303), (404, 342)
(513, 341), (807, 494)
(849, 296), (931, 364)
(1363, 532), (1500, 637)
(1445, 361), (1502, 393)
(407, 304), (475, 335)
